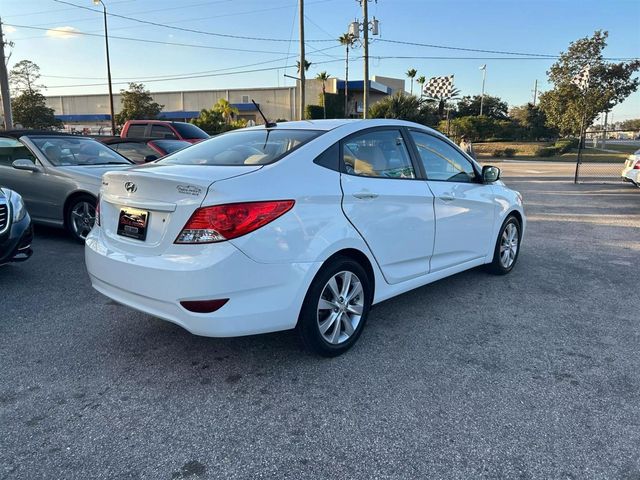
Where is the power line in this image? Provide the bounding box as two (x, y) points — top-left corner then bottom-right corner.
(43, 59), (345, 89)
(51, 0), (334, 43)
(4, 24), (295, 55)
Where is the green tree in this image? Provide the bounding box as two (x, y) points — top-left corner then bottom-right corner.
(538, 30), (640, 136)
(416, 75), (426, 98)
(213, 98), (239, 125)
(406, 68), (417, 96)
(191, 107), (225, 135)
(9, 60), (61, 129)
(12, 91), (61, 129)
(115, 83), (163, 126)
(316, 71), (330, 119)
(619, 118), (640, 131)
(368, 92), (438, 126)
(338, 33), (356, 117)
(509, 103), (557, 140)
(457, 95), (508, 119)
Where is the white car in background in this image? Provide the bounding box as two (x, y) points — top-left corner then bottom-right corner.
(85, 119), (525, 356)
(621, 148), (640, 186)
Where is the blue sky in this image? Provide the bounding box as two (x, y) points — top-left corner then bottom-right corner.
(3, 0), (639, 121)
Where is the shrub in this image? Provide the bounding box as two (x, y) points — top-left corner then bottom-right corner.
(503, 148), (516, 158)
(305, 105), (324, 120)
(554, 138), (579, 154)
(492, 149), (504, 158)
(535, 146), (560, 157)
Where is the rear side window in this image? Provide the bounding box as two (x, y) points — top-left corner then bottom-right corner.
(150, 125), (177, 139)
(159, 129), (322, 166)
(313, 143), (339, 171)
(127, 124), (147, 137)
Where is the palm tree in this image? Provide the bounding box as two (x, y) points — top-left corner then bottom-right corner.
(416, 75), (426, 99)
(213, 98), (238, 125)
(406, 68), (417, 96)
(338, 33), (356, 117)
(316, 71), (331, 119)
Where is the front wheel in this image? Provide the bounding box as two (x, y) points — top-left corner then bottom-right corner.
(487, 215), (522, 275)
(66, 195), (96, 243)
(297, 257), (373, 357)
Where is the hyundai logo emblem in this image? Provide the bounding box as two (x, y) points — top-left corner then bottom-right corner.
(124, 182), (137, 193)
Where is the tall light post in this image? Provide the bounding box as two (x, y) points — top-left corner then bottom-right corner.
(93, 0), (115, 134)
(479, 64), (486, 116)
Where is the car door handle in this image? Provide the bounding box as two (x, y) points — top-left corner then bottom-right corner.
(439, 194), (455, 202)
(353, 192), (378, 199)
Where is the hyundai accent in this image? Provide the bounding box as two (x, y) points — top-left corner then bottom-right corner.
(85, 119), (525, 356)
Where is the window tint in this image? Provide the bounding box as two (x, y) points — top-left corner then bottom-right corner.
(410, 131), (477, 182)
(152, 139), (191, 154)
(150, 125), (177, 139)
(127, 124), (147, 137)
(0, 138), (35, 167)
(171, 122), (209, 139)
(113, 142), (158, 163)
(313, 143), (339, 171)
(159, 129), (322, 166)
(342, 129), (415, 179)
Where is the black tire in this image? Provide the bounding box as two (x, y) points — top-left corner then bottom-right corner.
(297, 256), (373, 357)
(486, 214), (522, 275)
(65, 194), (96, 244)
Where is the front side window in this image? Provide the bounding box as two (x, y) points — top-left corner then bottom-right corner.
(342, 129), (415, 179)
(30, 137), (131, 166)
(410, 131), (477, 183)
(0, 138), (36, 167)
(127, 124), (147, 137)
(150, 125), (177, 139)
(159, 129), (322, 166)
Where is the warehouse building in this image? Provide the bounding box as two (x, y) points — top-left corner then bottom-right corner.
(43, 76), (405, 134)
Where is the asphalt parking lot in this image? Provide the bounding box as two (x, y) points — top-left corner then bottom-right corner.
(1, 166), (639, 479)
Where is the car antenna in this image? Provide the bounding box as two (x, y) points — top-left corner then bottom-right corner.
(252, 99), (277, 128)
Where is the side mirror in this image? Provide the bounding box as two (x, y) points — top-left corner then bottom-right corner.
(144, 155), (159, 163)
(482, 165), (500, 183)
(12, 159), (42, 173)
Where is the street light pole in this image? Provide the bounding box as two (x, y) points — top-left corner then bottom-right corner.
(94, 0), (115, 134)
(479, 64), (486, 116)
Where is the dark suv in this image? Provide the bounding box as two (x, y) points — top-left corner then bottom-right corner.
(0, 187), (33, 266)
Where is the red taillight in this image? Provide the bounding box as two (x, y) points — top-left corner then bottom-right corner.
(95, 195), (101, 226)
(634, 161), (640, 170)
(175, 200), (295, 244)
(180, 299), (228, 313)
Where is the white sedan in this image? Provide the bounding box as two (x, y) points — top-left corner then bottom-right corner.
(86, 119), (525, 356)
(621, 148), (640, 186)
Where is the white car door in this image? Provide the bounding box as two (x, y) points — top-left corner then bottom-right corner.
(340, 128), (435, 285)
(408, 130), (496, 272)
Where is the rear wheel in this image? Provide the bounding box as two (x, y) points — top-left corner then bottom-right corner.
(487, 215), (521, 275)
(297, 257), (373, 357)
(66, 195), (96, 243)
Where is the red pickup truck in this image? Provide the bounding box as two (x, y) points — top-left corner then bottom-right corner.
(120, 120), (209, 143)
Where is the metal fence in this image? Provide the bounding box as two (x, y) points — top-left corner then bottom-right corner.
(574, 129), (639, 184)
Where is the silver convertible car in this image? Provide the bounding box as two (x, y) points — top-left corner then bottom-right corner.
(0, 131), (132, 242)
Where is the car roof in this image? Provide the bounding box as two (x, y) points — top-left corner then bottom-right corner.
(0, 130), (77, 138)
(243, 118), (444, 136)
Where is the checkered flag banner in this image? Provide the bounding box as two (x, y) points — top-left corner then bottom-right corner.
(424, 75), (454, 98)
(572, 65), (590, 91)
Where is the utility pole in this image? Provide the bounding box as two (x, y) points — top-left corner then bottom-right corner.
(532, 79), (538, 106)
(0, 19), (14, 130)
(298, 0), (305, 121)
(361, 0), (369, 119)
(479, 64), (487, 116)
(94, 0), (116, 134)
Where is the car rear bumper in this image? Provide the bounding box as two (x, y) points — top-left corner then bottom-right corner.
(85, 227), (320, 337)
(0, 215), (33, 266)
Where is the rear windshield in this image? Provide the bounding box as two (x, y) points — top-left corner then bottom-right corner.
(159, 129), (322, 166)
(171, 122), (210, 139)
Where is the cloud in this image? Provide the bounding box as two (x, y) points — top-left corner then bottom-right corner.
(5, 26), (17, 33)
(46, 26), (80, 39)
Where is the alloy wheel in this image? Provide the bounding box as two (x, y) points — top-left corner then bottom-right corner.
(499, 223), (519, 268)
(71, 201), (96, 241)
(317, 271), (364, 345)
